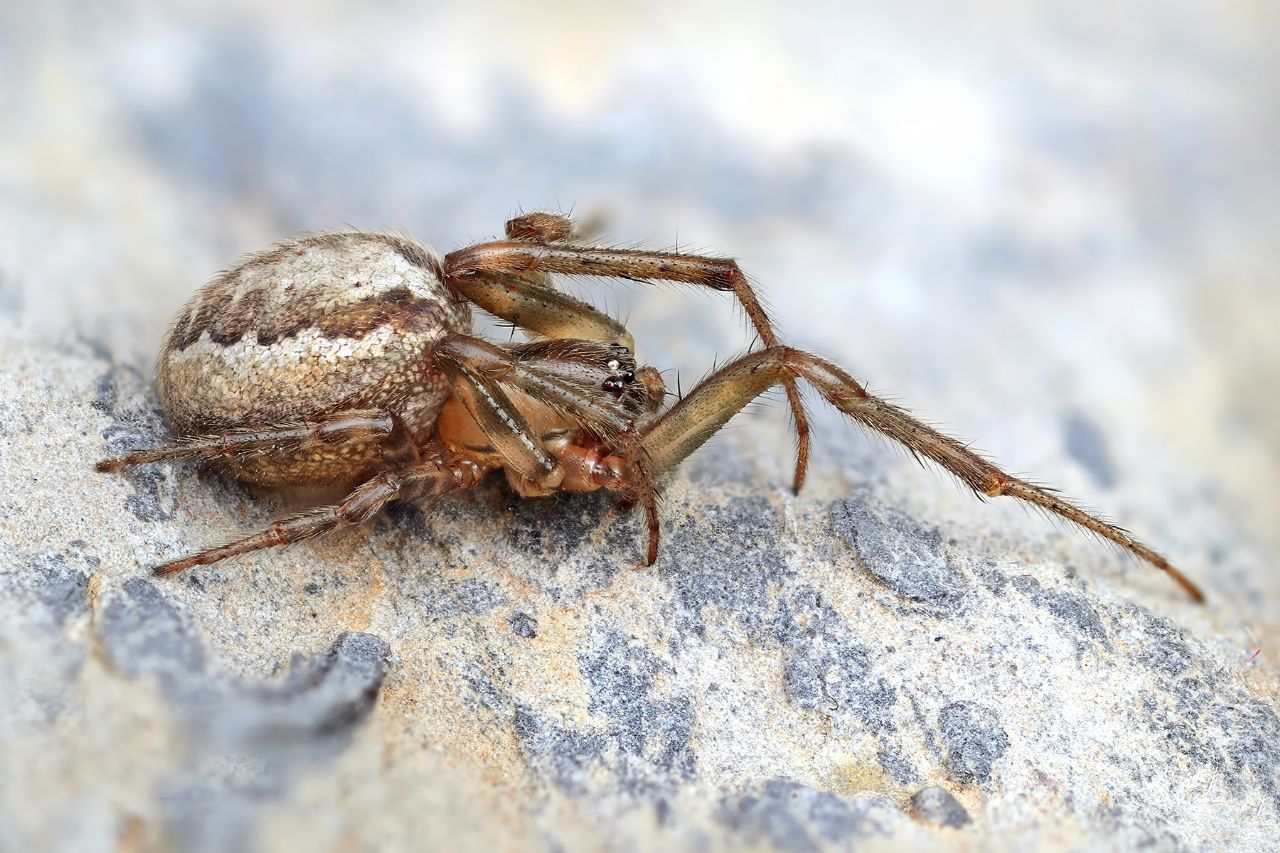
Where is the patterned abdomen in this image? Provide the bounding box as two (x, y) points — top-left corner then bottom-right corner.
(156, 232), (471, 486)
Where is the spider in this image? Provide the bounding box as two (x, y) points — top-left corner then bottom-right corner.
(96, 212), (1204, 602)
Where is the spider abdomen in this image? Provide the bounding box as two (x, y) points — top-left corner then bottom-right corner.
(155, 232), (471, 486)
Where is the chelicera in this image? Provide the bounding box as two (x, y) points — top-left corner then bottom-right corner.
(96, 212), (1204, 602)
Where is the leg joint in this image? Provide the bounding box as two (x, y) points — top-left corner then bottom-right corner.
(984, 473), (1010, 497)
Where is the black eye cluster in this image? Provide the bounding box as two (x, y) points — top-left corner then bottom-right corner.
(601, 344), (637, 398)
(602, 370), (636, 397)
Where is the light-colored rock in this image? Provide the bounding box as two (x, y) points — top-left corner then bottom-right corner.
(2, 2), (1279, 851)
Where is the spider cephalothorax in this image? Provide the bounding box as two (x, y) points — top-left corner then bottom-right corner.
(97, 213), (1204, 602)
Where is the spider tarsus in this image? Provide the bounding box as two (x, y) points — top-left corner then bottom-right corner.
(1164, 564), (1205, 604)
(1000, 477), (1205, 603)
(152, 558), (194, 577)
(1131, 548), (1205, 603)
(505, 212), (574, 243)
(791, 427), (810, 494)
(780, 386), (810, 472)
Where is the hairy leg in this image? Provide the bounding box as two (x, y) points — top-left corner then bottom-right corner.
(447, 267), (636, 350)
(96, 409), (420, 472)
(445, 220), (811, 491)
(153, 447), (486, 575)
(447, 212), (635, 347)
(633, 347), (1204, 601)
(504, 212), (579, 242)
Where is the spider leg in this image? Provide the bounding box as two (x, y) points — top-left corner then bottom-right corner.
(445, 211), (635, 349)
(96, 409), (420, 472)
(153, 447), (486, 575)
(632, 346), (1204, 602)
(505, 211), (607, 243)
(445, 267), (636, 350)
(444, 226), (811, 492)
(504, 212), (577, 242)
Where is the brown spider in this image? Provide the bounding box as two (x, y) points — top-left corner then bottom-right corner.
(96, 212), (1204, 602)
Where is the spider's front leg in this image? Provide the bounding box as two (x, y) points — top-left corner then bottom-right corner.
(444, 216), (812, 492)
(628, 347), (1204, 602)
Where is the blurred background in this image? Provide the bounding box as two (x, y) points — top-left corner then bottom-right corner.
(2, 0), (1277, 561)
(2, 1), (1279, 849)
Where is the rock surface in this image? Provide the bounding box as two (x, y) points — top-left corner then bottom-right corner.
(2, 2), (1279, 851)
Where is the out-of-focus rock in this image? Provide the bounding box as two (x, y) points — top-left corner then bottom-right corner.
(910, 786), (972, 829)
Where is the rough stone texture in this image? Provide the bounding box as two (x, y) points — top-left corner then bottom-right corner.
(2, 2), (1280, 851)
(911, 786), (972, 829)
(937, 702), (1010, 785)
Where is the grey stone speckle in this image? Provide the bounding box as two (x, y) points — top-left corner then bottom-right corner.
(1012, 574), (1107, 647)
(661, 495), (789, 637)
(972, 561), (1009, 594)
(938, 702), (1010, 784)
(90, 372), (119, 416)
(1132, 609), (1196, 677)
(98, 577), (208, 691)
(509, 610), (538, 638)
(453, 577), (505, 614)
(717, 778), (897, 850)
(1045, 591), (1107, 643)
(1211, 699), (1280, 812)
(877, 744), (922, 785)
(578, 629), (697, 790)
(774, 587), (899, 735)
(122, 467), (177, 523)
(8, 548), (96, 624)
(830, 497), (968, 608)
(1009, 574), (1041, 597)
(411, 574), (507, 620)
(504, 490), (613, 555)
(910, 786), (972, 828)
(514, 706), (606, 796)
(459, 658), (510, 715)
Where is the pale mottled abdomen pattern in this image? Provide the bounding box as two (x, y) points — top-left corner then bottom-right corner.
(156, 232), (471, 486)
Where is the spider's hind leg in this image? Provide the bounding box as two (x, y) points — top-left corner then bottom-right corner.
(152, 446), (485, 575)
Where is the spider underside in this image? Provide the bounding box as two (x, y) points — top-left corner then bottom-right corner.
(97, 212), (1204, 602)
